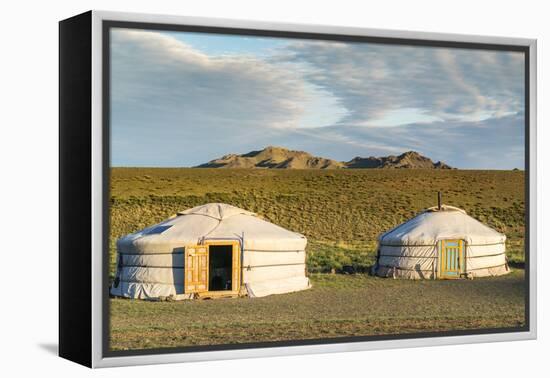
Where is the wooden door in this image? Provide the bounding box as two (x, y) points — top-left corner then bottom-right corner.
(184, 245), (209, 293)
(438, 240), (464, 279)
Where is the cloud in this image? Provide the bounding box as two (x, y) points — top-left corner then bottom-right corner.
(281, 41), (525, 126)
(270, 113), (524, 169)
(110, 29), (525, 169)
(112, 29), (306, 128)
(110, 29), (344, 166)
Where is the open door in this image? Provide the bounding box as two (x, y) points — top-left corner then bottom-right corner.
(438, 240), (464, 279)
(184, 245), (209, 293)
(205, 241), (241, 295)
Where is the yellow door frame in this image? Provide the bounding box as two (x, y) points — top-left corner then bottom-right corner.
(184, 240), (242, 298)
(204, 240), (241, 295)
(438, 239), (464, 279)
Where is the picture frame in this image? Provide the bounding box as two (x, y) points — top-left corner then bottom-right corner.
(59, 10), (537, 368)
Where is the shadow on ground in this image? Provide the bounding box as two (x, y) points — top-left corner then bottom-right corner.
(38, 343), (58, 356)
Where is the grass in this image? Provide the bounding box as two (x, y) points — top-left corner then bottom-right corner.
(110, 168), (525, 277)
(110, 270), (526, 351)
(108, 168), (526, 351)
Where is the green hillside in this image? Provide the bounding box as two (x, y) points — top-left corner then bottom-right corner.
(109, 168), (525, 276)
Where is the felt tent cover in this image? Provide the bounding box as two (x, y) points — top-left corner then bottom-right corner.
(380, 205), (506, 246)
(111, 203), (310, 299)
(375, 205), (508, 279)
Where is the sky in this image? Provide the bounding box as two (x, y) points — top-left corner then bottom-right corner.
(110, 28), (526, 169)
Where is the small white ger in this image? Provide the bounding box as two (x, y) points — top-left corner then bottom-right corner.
(373, 204), (509, 279)
(111, 203), (310, 300)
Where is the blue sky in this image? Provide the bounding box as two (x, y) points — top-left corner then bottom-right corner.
(110, 28), (525, 169)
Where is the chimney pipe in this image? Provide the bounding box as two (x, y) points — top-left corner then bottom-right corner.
(438, 191), (442, 210)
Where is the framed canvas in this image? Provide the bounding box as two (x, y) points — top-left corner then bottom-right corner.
(59, 10), (537, 368)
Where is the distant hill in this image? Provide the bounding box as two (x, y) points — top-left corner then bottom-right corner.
(346, 151), (452, 169)
(195, 146), (452, 169)
(196, 146), (344, 169)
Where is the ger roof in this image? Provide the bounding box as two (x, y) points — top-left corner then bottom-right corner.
(117, 203), (307, 253)
(177, 203), (255, 220)
(379, 205), (505, 246)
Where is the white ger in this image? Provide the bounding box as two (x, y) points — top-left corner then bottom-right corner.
(111, 203), (310, 300)
(373, 205), (509, 279)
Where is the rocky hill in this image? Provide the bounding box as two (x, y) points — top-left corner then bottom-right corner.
(195, 147), (452, 169)
(346, 151), (452, 169)
(196, 146), (344, 169)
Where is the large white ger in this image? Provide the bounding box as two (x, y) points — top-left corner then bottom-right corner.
(373, 205), (509, 279)
(110, 203), (310, 300)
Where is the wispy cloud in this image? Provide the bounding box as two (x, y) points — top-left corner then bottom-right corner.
(111, 29), (347, 166)
(250, 112), (523, 169)
(282, 41), (524, 126)
(110, 29), (525, 169)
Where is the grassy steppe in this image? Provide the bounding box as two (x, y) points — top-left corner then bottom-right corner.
(110, 168), (525, 276)
(109, 168), (526, 351)
(110, 270), (526, 350)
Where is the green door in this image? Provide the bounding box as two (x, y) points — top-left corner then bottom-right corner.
(438, 240), (463, 279)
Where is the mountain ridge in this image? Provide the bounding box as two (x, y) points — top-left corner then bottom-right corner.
(195, 146), (452, 169)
